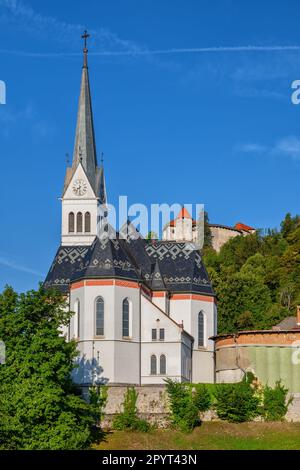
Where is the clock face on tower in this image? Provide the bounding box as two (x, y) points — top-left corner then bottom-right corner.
(72, 179), (87, 197)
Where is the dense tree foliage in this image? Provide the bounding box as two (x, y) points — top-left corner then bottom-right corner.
(0, 286), (102, 450)
(203, 213), (300, 333)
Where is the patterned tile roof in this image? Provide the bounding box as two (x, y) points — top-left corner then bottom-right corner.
(45, 237), (214, 296)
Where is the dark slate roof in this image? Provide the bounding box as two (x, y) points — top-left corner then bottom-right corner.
(45, 237), (214, 296)
(142, 241), (214, 295)
(44, 245), (90, 293)
(71, 235), (141, 282)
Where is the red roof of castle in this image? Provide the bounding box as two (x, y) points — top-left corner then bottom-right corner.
(176, 207), (192, 219)
(169, 207), (196, 227)
(234, 222), (255, 232)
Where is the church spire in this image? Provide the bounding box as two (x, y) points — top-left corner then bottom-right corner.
(72, 30), (98, 190)
(99, 152), (107, 206)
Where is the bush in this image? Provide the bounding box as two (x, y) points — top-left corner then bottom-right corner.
(165, 379), (199, 433)
(193, 384), (211, 412)
(260, 381), (292, 421)
(112, 387), (150, 432)
(214, 376), (260, 423)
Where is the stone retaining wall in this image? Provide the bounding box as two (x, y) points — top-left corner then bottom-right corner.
(100, 385), (300, 428)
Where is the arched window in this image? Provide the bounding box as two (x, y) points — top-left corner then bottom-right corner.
(68, 212), (75, 233)
(74, 299), (80, 338)
(160, 355), (166, 375)
(150, 355), (157, 375)
(77, 212), (83, 233)
(122, 298), (130, 337)
(95, 297), (104, 336)
(85, 212), (91, 233)
(198, 311), (204, 347)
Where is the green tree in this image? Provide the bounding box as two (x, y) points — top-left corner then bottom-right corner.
(203, 211), (212, 250)
(204, 213), (300, 334)
(146, 231), (159, 240)
(0, 286), (103, 450)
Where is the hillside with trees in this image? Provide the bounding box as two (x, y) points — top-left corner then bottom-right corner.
(203, 213), (300, 334)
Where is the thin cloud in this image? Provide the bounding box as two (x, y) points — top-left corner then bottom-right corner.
(2, 45), (300, 59)
(0, 256), (43, 277)
(2, 1), (300, 62)
(237, 136), (300, 161)
(236, 143), (267, 154)
(273, 136), (300, 160)
(0, 0), (141, 53)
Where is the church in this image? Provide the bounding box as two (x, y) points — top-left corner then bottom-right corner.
(44, 36), (217, 387)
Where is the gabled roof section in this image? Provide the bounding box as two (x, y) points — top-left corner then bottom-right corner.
(150, 259), (166, 291)
(71, 233), (141, 282)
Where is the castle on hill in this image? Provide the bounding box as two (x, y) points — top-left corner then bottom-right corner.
(163, 207), (255, 252)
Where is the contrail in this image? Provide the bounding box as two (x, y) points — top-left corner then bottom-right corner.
(1, 45), (300, 58)
(0, 256), (43, 277)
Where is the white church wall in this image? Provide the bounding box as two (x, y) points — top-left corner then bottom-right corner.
(70, 282), (141, 385)
(169, 297), (192, 332)
(152, 292), (167, 312)
(190, 298), (215, 383)
(169, 295), (216, 383)
(113, 283), (141, 384)
(140, 295), (192, 384)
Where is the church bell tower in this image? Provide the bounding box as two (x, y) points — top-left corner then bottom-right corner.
(61, 31), (107, 246)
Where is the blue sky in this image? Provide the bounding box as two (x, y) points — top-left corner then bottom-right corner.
(1, 0), (300, 292)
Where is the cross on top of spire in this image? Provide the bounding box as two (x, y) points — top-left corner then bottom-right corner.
(81, 30), (90, 68)
(82, 30), (90, 50)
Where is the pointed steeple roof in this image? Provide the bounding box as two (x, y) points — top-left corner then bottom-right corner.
(72, 38), (97, 188)
(98, 154), (107, 206)
(176, 207), (192, 220)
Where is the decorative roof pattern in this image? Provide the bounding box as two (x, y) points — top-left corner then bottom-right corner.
(145, 242), (195, 261)
(44, 246), (89, 293)
(45, 237), (214, 296)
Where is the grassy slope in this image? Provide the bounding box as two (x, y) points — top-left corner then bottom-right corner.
(95, 422), (300, 450)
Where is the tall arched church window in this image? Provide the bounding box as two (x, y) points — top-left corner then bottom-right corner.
(160, 354), (166, 374)
(95, 297), (104, 336)
(85, 212), (91, 233)
(122, 298), (130, 337)
(68, 212), (75, 233)
(77, 212), (83, 233)
(198, 311), (204, 348)
(150, 355), (157, 375)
